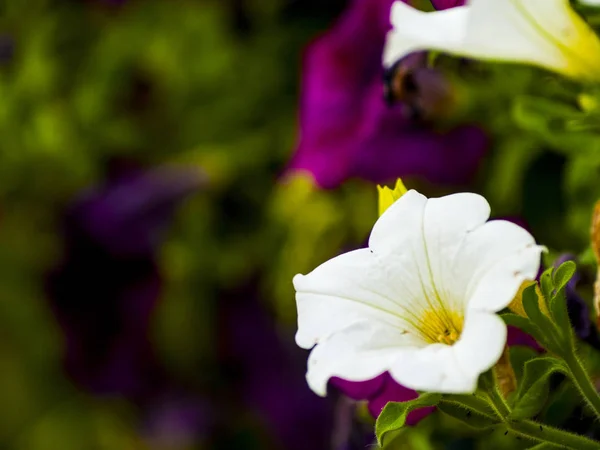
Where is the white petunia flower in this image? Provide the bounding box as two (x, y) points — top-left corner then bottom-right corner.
(294, 190), (543, 395)
(383, 0), (600, 82)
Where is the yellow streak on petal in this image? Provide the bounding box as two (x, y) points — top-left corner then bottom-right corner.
(560, 5), (600, 81)
(512, 0), (600, 81)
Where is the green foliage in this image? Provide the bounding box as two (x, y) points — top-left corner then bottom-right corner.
(512, 95), (600, 154)
(3, 0), (600, 448)
(437, 395), (499, 430)
(522, 284), (559, 350)
(553, 261), (577, 293)
(502, 313), (547, 349)
(509, 345), (539, 386)
(549, 262), (577, 336)
(508, 262), (579, 355)
(527, 444), (562, 450)
(510, 358), (567, 420)
(375, 394), (441, 447)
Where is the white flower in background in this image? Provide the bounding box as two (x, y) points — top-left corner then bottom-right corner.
(383, 0), (600, 82)
(580, 0), (600, 6)
(294, 189), (543, 395)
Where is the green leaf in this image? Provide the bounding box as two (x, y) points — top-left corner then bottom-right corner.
(552, 261), (576, 295)
(444, 394), (498, 418)
(375, 394), (441, 447)
(501, 313), (546, 345)
(527, 443), (562, 449)
(511, 357), (567, 420)
(539, 268), (554, 303)
(522, 285), (562, 352)
(512, 96), (600, 154)
(548, 288), (572, 343)
(437, 395), (500, 429)
(543, 381), (579, 427)
(523, 283), (547, 324)
(509, 345), (539, 385)
(548, 262), (576, 340)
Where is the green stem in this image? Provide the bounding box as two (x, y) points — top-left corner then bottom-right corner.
(564, 353), (600, 421)
(480, 371), (510, 419)
(508, 420), (600, 450)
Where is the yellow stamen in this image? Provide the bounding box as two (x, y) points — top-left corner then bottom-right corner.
(418, 309), (464, 345)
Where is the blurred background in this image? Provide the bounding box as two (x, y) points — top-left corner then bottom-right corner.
(2, 0), (600, 449)
(0, 1), (360, 449)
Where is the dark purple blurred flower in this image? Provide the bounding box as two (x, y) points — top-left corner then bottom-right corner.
(219, 289), (333, 450)
(0, 35), (14, 64)
(46, 165), (203, 399)
(331, 396), (375, 450)
(142, 394), (212, 448)
(289, 0), (487, 189)
(555, 254), (600, 348)
(507, 325), (542, 351)
(331, 373), (434, 423)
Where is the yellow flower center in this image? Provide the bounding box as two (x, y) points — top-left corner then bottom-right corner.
(417, 309), (464, 345)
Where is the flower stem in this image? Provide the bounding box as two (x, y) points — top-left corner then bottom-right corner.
(564, 352), (600, 421)
(508, 420), (600, 450)
(480, 370), (510, 419)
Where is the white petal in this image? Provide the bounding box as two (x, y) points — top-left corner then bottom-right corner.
(453, 311), (507, 380)
(383, 3), (469, 67)
(388, 311), (506, 394)
(419, 193), (491, 312)
(455, 220), (543, 312)
(384, 0), (600, 81)
(295, 188), (541, 397)
(304, 320), (420, 396)
(294, 248), (427, 349)
(371, 191), (492, 315)
(368, 189), (427, 256)
(389, 344), (477, 393)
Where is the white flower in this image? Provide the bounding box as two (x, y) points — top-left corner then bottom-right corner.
(294, 190), (543, 395)
(383, 0), (600, 82)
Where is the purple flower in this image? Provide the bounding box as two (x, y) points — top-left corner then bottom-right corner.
(331, 373), (434, 423)
(507, 325), (542, 351)
(289, 0), (487, 188)
(46, 164), (203, 399)
(0, 35), (14, 64)
(219, 289), (333, 450)
(142, 394), (212, 448)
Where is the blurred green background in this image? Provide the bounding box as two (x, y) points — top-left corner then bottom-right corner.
(2, 0), (600, 449)
(0, 1), (351, 448)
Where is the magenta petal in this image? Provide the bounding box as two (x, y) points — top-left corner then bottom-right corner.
(507, 325), (543, 352)
(351, 84), (488, 184)
(330, 374), (388, 400)
(290, 0), (488, 188)
(333, 373), (434, 424)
